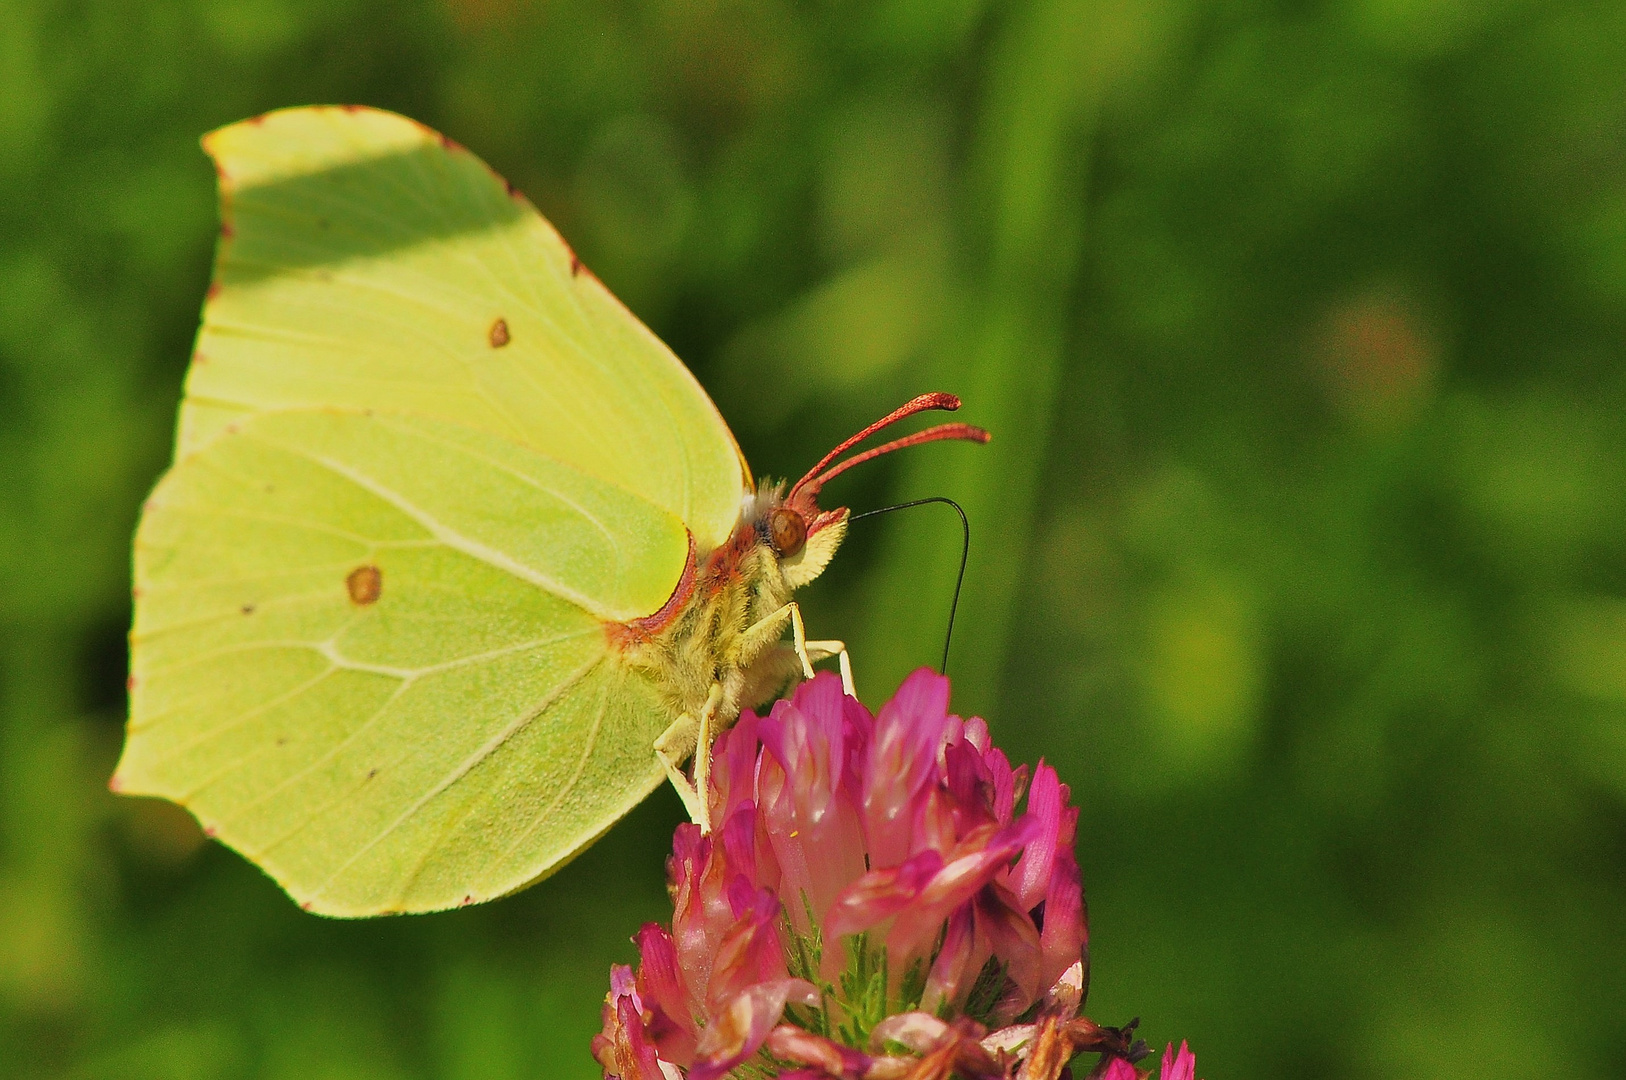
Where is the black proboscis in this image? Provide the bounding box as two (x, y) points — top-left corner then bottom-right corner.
(849, 497), (970, 676)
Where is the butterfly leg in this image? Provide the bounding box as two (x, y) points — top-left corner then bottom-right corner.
(739, 602), (816, 679)
(653, 681), (723, 831)
(692, 681), (722, 833)
(654, 717), (702, 824)
(804, 640), (855, 698)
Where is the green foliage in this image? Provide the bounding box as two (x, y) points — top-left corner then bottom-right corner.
(834, 932), (888, 1047)
(2, 0), (1624, 1077)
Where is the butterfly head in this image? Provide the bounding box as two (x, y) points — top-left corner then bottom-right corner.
(753, 393), (989, 590)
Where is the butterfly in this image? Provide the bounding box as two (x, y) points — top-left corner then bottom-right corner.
(111, 106), (987, 916)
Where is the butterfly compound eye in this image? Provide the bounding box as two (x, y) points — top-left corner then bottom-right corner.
(769, 507), (807, 557)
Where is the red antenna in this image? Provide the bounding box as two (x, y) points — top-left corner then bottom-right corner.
(789, 393), (990, 506)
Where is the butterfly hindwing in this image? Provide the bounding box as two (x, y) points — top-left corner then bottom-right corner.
(117, 410), (680, 915)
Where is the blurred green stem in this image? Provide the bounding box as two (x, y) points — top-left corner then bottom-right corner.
(859, 0), (1165, 716)
(0, 628), (91, 1011)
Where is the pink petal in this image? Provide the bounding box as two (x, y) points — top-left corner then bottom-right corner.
(765, 1024), (873, 1077)
(759, 674), (852, 814)
(667, 822), (703, 894)
(710, 708), (762, 824)
(1011, 762), (1063, 912)
(867, 1011), (949, 1054)
(706, 883), (788, 1010)
(941, 714), (963, 762)
(633, 924), (698, 1059)
(668, 826), (732, 1005)
(986, 749), (1021, 827)
(610, 963), (641, 1004)
(718, 802), (760, 885)
(943, 738), (998, 834)
(711, 715), (784, 895)
(910, 781), (959, 858)
(688, 979), (820, 1080)
(1102, 1059), (1140, 1080)
(862, 668), (951, 868)
(975, 885), (1044, 1023)
(821, 849), (943, 941)
(1160, 1041), (1196, 1080)
(1037, 826), (1087, 999)
(592, 967), (670, 1080)
(1041, 960), (1086, 1017)
(759, 676), (869, 929)
(920, 904), (981, 1017)
(961, 716), (991, 754)
(885, 817), (1039, 964)
(840, 690), (873, 775)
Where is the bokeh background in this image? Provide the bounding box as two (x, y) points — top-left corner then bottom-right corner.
(4, 0), (1625, 1076)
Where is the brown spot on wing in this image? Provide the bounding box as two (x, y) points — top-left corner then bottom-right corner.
(488, 317), (510, 348)
(569, 251), (583, 277)
(346, 565), (383, 606)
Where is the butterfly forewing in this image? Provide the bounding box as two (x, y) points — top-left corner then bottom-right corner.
(185, 106), (749, 552)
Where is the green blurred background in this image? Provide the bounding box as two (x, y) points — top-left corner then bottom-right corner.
(4, 0), (1625, 1076)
